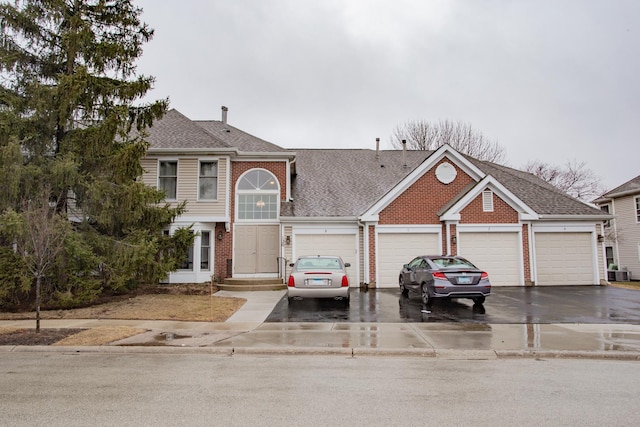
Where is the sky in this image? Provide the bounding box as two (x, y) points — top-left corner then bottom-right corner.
(135, 0), (639, 191)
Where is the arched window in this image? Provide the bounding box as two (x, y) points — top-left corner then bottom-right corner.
(237, 169), (279, 220)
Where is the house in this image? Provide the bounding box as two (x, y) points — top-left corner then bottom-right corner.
(141, 107), (611, 288)
(594, 175), (640, 281)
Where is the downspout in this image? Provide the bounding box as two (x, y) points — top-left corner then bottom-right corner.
(358, 219), (369, 287)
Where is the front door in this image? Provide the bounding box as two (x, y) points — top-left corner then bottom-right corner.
(235, 225), (279, 274)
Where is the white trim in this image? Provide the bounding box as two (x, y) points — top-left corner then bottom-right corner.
(196, 158), (220, 202)
(157, 158), (178, 201)
(440, 175), (538, 221)
(360, 145), (486, 221)
(291, 226), (360, 285)
(235, 168), (281, 222)
(457, 227), (525, 286)
(531, 225), (599, 285)
(376, 225), (441, 233)
(457, 224), (522, 232)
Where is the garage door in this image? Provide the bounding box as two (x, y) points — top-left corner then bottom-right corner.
(458, 232), (522, 286)
(294, 234), (357, 285)
(378, 233), (439, 288)
(535, 232), (594, 285)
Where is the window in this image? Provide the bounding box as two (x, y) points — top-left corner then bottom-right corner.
(605, 246), (614, 269)
(237, 169), (279, 220)
(159, 161), (177, 199)
(200, 231), (210, 271)
(636, 197), (640, 223)
(482, 190), (494, 212)
(600, 204), (611, 228)
(180, 231), (194, 271)
(199, 161), (218, 200)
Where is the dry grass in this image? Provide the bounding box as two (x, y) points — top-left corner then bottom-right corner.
(0, 293), (246, 322)
(0, 291), (247, 346)
(608, 281), (640, 291)
(52, 326), (147, 346)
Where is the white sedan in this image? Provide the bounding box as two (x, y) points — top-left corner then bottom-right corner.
(287, 255), (351, 305)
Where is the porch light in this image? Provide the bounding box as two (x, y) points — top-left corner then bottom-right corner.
(217, 231), (223, 241)
(451, 235), (457, 245)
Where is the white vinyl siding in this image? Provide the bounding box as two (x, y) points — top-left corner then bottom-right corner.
(458, 232), (522, 286)
(141, 157), (228, 217)
(612, 196), (640, 280)
(377, 232), (439, 288)
(534, 232), (595, 285)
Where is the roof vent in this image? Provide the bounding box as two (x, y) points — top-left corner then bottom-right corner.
(375, 137), (380, 159)
(402, 139), (407, 168)
(221, 106), (228, 124)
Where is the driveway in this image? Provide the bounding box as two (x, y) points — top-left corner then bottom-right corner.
(265, 286), (640, 324)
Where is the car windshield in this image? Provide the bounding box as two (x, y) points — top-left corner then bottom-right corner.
(296, 257), (342, 271)
(431, 257), (475, 269)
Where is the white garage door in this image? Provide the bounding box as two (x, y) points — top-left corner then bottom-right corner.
(294, 234), (357, 285)
(535, 232), (594, 285)
(458, 232), (522, 286)
(378, 233), (439, 288)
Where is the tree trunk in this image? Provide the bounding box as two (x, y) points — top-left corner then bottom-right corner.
(35, 274), (41, 333)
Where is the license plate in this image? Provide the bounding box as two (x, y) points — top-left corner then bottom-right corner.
(458, 276), (471, 284)
(309, 278), (328, 286)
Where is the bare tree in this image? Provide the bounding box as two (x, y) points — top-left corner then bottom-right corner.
(0, 188), (70, 331)
(391, 119), (507, 164)
(524, 159), (606, 203)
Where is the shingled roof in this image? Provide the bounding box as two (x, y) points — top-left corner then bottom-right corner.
(145, 109), (229, 150)
(285, 149), (606, 218)
(195, 120), (288, 153)
(596, 174), (640, 200)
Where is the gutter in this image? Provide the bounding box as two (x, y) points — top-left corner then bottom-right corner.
(147, 147), (296, 159)
(537, 214), (614, 221)
(279, 216), (359, 224)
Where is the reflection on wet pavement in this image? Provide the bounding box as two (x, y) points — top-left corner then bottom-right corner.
(266, 286), (640, 324)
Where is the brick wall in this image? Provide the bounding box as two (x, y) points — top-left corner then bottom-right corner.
(379, 160), (474, 225)
(215, 161), (288, 278)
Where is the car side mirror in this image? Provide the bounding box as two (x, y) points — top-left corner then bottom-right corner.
(344, 263), (351, 268)
(403, 264), (409, 269)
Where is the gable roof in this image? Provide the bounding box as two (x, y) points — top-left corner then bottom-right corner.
(285, 149), (607, 219)
(145, 109), (229, 150)
(595, 174), (640, 202)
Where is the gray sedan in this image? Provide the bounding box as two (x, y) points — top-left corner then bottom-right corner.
(288, 256), (351, 305)
(399, 255), (491, 306)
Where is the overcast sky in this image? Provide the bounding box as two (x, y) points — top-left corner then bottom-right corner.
(135, 0), (639, 191)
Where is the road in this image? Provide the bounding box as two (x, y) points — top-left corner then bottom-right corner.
(1, 352), (639, 426)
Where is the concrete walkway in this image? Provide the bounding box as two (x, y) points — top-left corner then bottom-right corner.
(2, 290), (640, 359)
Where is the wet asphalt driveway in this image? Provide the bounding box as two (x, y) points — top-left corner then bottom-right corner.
(265, 286), (640, 324)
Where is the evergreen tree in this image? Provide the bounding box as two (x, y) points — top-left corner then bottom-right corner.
(0, 0), (193, 307)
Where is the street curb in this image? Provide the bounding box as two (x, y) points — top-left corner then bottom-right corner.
(495, 350), (640, 360)
(3, 345), (639, 360)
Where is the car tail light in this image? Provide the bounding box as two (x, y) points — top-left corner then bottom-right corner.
(288, 275), (295, 287)
(481, 272), (489, 279)
(432, 271), (447, 279)
(341, 275), (349, 287)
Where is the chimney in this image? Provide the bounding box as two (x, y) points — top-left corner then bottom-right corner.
(375, 137), (380, 159)
(221, 106), (228, 124)
(402, 139), (407, 167)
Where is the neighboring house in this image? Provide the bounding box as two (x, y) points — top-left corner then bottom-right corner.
(141, 107), (610, 287)
(594, 175), (640, 281)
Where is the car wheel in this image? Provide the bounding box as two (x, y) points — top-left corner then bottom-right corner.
(421, 284), (433, 307)
(399, 276), (409, 296)
(343, 296), (350, 307)
(472, 296), (485, 305)
(288, 296), (295, 304)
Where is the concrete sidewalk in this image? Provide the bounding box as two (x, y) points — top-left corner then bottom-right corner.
(2, 290), (640, 359)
